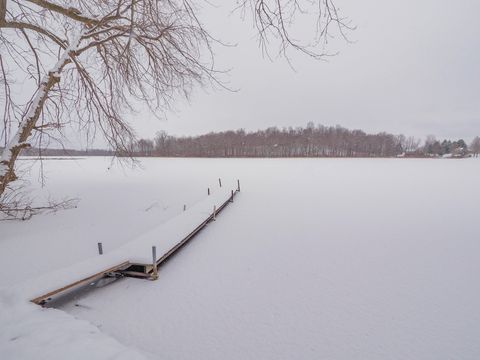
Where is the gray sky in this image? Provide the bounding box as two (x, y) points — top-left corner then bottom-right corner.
(116, 0), (480, 143)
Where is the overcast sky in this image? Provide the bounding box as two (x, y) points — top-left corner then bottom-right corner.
(93, 0), (480, 144)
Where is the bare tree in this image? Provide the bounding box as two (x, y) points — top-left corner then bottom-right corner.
(424, 135), (436, 149)
(403, 136), (421, 154)
(143, 125), (409, 158)
(0, 0), (350, 207)
(135, 138), (154, 156)
(470, 136), (480, 157)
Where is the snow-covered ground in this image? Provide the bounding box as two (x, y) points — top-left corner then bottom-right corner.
(1, 157), (480, 359)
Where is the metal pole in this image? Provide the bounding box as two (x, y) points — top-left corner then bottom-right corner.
(97, 242), (103, 255)
(208, 187), (210, 196)
(231, 190), (234, 202)
(237, 179), (241, 192)
(183, 204), (186, 211)
(152, 246), (158, 279)
(218, 178), (222, 187)
(213, 205), (216, 221)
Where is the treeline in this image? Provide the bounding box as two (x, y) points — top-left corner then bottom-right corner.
(4, 124), (479, 158)
(20, 147), (114, 157)
(131, 124), (480, 158)
(423, 136), (479, 157)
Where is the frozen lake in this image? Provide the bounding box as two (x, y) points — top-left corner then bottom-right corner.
(2, 157), (480, 359)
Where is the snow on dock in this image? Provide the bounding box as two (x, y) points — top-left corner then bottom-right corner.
(19, 181), (240, 306)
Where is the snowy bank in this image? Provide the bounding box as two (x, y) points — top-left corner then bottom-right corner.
(0, 173), (238, 360)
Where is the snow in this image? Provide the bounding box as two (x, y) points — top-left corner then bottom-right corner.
(0, 297), (149, 360)
(1, 157), (480, 359)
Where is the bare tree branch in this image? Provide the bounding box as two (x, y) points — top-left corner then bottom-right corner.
(0, 0), (352, 214)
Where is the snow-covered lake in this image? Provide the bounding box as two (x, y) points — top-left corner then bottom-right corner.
(2, 157), (480, 359)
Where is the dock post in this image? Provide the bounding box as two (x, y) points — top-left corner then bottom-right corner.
(231, 190), (234, 203)
(237, 179), (241, 192)
(213, 205), (216, 221)
(97, 242), (103, 255)
(218, 178), (222, 187)
(152, 246), (158, 279)
(183, 204), (186, 211)
(208, 187), (210, 196)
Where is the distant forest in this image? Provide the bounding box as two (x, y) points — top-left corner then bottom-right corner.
(131, 124), (479, 158)
(15, 124), (480, 158)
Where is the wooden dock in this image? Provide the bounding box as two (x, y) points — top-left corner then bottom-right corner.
(31, 184), (240, 306)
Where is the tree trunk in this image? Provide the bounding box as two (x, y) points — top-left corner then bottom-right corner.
(0, 0), (6, 25)
(0, 30), (83, 197)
